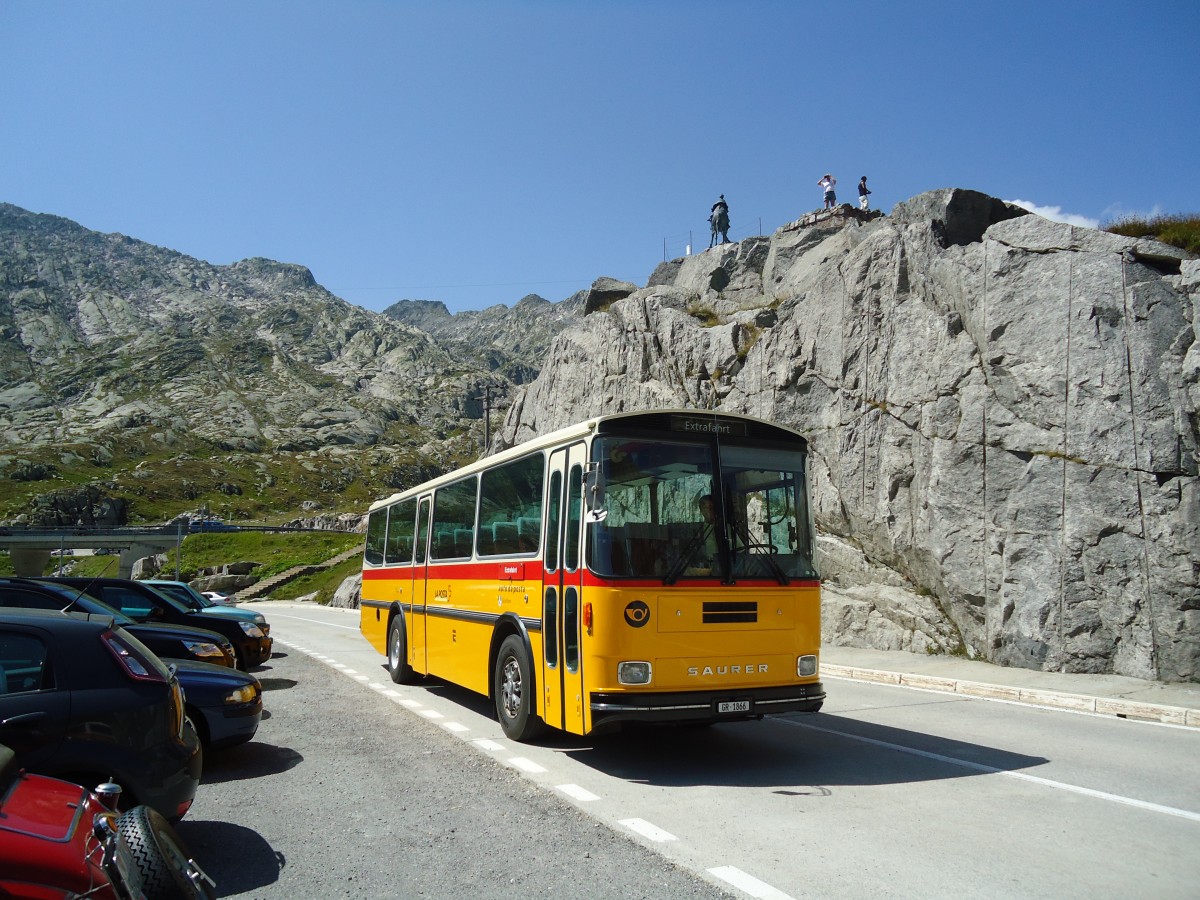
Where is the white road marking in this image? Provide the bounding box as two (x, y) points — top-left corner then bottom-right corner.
(399, 699), (423, 709)
(443, 722), (469, 733)
(508, 757), (547, 774)
(418, 709), (444, 720)
(782, 719), (1200, 823)
(472, 739), (504, 751)
(619, 818), (677, 842)
(265, 611), (360, 630)
(708, 866), (795, 900)
(556, 784), (600, 802)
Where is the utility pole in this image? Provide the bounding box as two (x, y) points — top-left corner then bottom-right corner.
(472, 385), (494, 454)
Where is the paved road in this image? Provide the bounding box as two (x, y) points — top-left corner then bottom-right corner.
(179, 634), (728, 899)
(192, 602), (1200, 900)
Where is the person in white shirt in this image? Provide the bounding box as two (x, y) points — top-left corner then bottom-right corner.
(818, 174), (837, 209)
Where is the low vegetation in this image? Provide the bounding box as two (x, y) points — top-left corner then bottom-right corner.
(0, 531), (363, 585)
(1104, 212), (1200, 254)
(160, 532), (363, 581)
(265, 553), (362, 604)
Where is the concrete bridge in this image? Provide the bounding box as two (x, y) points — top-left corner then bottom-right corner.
(0, 526), (184, 578)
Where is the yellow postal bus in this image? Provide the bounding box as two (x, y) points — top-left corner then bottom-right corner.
(360, 410), (824, 740)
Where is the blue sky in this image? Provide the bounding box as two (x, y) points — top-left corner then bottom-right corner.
(3, 1), (1197, 314)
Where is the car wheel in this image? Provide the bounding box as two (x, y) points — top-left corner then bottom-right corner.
(118, 805), (215, 899)
(494, 635), (545, 741)
(387, 616), (416, 684)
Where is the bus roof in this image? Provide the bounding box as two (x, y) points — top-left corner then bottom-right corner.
(367, 409), (805, 513)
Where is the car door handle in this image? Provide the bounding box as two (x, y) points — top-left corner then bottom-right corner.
(0, 711), (47, 727)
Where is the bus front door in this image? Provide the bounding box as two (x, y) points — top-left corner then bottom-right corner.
(541, 444), (587, 734)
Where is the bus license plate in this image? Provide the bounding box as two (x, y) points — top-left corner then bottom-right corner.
(718, 700), (751, 714)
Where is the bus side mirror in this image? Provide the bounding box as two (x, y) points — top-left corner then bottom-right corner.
(585, 462), (607, 522)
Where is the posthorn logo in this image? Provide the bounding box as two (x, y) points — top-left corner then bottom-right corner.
(623, 600), (650, 628)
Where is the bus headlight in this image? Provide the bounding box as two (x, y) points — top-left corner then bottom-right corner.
(617, 661), (652, 685)
(796, 655), (818, 677)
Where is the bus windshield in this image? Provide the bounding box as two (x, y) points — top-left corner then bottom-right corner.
(586, 436), (816, 582)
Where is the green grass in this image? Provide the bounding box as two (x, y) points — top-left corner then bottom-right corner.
(1, 532), (363, 581)
(264, 553), (362, 603)
(1104, 213), (1200, 254)
(162, 532), (363, 581)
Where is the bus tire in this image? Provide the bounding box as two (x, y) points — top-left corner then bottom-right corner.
(494, 635), (545, 741)
(387, 616), (416, 684)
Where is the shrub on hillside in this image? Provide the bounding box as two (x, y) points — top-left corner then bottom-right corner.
(1104, 213), (1200, 254)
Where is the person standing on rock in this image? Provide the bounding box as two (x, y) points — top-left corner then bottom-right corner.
(858, 176), (871, 210)
(709, 194), (730, 247)
(818, 174), (837, 210)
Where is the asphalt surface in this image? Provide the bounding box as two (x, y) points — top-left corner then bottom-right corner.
(180, 602), (1200, 899)
(179, 644), (732, 899)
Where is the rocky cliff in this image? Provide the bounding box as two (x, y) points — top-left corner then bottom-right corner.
(497, 190), (1199, 683)
(383, 293), (583, 385)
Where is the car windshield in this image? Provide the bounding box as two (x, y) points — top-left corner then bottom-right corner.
(586, 437), (816, 583)
(52, 586), (136, 626)
(153, 583), (208, 609)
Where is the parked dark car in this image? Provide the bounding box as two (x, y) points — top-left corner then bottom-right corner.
(41, 577), (271, 670)
(172, 657), (263, 750)
(0, 608), (202, 821)
(0, 579), (257, 750)
(0, 744), (215, 899)
(0, 577), (238, 669)
(146, 579), (272, 639)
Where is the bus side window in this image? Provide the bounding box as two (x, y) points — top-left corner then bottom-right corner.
(431, 477), (477, 560)
(365, 509), (387, 566)
(384, 498), (416, 565)
(478, 454), (545, 558)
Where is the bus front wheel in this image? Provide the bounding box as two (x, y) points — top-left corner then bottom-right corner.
(494, 635), (545, 741)
(387, 617), (415, 684)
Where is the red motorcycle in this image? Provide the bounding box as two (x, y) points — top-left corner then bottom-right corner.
(0, 745), (214, 900)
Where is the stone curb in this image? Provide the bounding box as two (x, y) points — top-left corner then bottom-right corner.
(822, 664), (1200, 729)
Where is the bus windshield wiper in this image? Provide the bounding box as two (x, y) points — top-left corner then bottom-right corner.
(663, 524), (714, 586)
(729, 516), (790, 586)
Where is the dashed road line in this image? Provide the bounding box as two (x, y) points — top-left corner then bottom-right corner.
(508, 757), (547, 774)
(556, 784), (600, 802)
(619, 818), (677, 842)
(708, 866), (796, 900)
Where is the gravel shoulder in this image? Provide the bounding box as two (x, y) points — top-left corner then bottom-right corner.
(179, 647), (731, 899)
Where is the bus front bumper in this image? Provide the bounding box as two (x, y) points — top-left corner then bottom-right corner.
(590, 682), (825, 729)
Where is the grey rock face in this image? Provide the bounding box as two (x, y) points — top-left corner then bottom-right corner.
(498, 189), (1199, 682)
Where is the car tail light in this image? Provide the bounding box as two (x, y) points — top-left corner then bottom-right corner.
(101, 630), (168, 683)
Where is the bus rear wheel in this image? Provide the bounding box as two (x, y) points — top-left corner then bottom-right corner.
(387, 616), (415, 684)
(494, 635), (545, 741)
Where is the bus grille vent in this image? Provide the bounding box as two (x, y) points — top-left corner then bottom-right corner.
(702, 601), (757, 624)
